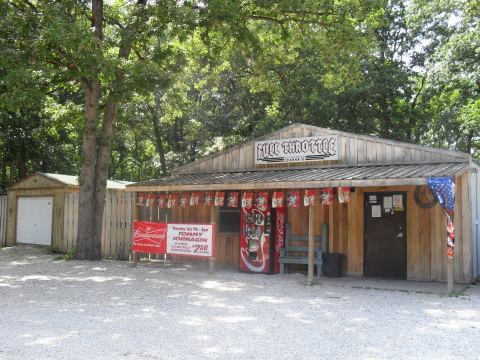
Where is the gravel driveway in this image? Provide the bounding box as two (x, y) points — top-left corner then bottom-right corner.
(1, 246), (479, 360)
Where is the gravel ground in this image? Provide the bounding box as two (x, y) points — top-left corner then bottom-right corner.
(0, 246), (479, 360)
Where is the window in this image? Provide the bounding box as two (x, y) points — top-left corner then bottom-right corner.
(219, 204), (240, 233)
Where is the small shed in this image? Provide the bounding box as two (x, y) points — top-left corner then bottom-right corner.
(127, 123), (480, 283)
(6, 173), (134, 258)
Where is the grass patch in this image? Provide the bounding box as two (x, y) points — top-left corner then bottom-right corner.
(447, 286), (470, 298)
(53, 249), (75, 261)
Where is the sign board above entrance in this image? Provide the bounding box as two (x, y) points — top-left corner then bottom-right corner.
(254, 135), (338, 164)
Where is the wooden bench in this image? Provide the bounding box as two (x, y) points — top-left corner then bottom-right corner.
(279, 223), (328, 277)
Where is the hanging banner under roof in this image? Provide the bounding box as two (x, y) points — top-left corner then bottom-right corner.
(254, 135), (338, 164)
(428, 176), (456, 259)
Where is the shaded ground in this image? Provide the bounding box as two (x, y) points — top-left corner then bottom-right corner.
(0, 246), (479, 360)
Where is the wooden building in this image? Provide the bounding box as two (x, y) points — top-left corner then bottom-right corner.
(6, 173), (134, 258)
(127, 124), (480, 283)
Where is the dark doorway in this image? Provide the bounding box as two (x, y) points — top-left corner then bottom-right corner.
(364, 192), (407, 279)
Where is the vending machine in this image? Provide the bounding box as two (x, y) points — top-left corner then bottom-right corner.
(239, 193), (285, 274)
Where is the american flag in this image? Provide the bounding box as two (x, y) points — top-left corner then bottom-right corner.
(427, 176), (455, 210)
(428, 176), (455, 258)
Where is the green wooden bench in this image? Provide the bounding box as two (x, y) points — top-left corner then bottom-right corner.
(279, 223), (328, 277)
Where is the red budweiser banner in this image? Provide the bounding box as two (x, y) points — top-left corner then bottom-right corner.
(203, 191), (214, 206)
(272, 191), (285, 208)
(132, 221), (167, 254)
(337, 187), (351, 203)
(157, 194), (167, 208)
(320, 188), (334, 205)
(227, 192), (239, 208)
(242, 192), (254, 209)
(145, 193), (156, 207)
(180, 193), (190, 208)
(255, 192), (269, 211)
(214, 191), (225, 206)
(304, 189), (316, 207)
(168, 194), (178, 208)
(190, 192), (201, 206)
(286, 191), (300, 207)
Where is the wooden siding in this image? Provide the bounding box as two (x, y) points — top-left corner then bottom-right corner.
(9, 173), (66, 190)
(0, 196), (7, 247)
(169, 205), (239, 267)
(338, 174), (471, 282)
(174, 124), (469, 174)
(289, 177), (471, 282)
(6, 189), (134, 260)
(135, 172), (473, 282)
(63, 191), (134, 259)
(6, 188), (65, 250)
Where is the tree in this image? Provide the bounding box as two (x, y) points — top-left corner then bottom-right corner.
(2, 0), (384, 259)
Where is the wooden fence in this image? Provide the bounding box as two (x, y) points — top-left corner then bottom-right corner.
(0, 196), (7, 247)
(63, 191), (135, 259)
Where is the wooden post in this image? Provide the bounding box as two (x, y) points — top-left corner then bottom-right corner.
(307, 206), (315, 284)
(131, 193), (139, 266)
(209, 257), (216, 274)
(209, 206), (216, 274)
(447, 257), (454, 293)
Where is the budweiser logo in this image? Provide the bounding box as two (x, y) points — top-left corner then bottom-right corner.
(133, 230), (166, 240)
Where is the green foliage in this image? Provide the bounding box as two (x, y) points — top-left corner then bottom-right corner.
(53, 248), (76, 261)
(0, 0), (478, 191)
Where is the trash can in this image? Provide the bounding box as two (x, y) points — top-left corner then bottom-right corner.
(325, 253), (343, 277)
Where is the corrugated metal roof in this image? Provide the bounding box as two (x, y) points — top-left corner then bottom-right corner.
(127, 162), (469, 191)
(39, 173), (133, 190)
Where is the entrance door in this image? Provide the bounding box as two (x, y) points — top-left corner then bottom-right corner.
(364, 192), (406, 279)
(17, 197), (53, 246)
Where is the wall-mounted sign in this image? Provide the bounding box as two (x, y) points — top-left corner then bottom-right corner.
(254, 135), (338, 164)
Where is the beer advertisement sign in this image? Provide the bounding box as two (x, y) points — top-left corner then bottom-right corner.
(132, 221), (167, 254)
(254, 135), (338, 164)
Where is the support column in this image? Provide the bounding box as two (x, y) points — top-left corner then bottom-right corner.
(447, 257), (454, 293)
(209, 205), (216, 274)
(131, 192), (139, 267)
(307, 206), (314, 284)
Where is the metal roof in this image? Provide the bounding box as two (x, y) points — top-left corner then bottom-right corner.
(39, 173), (133, 190)
(127, 162), (469, 191)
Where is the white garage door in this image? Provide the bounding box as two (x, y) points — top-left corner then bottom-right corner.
(17, 197), (53, 246)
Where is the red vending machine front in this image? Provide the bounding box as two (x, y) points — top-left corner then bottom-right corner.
(240, 194), (285, 274)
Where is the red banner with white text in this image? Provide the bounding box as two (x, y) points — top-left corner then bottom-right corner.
(132, 221), (167, 254)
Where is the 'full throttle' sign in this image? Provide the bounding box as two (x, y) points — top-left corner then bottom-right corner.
(254, 135), (338, 164)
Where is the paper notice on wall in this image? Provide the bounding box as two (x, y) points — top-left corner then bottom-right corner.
(372, 205), (381, 218)
(393, 195), (404, 211)
(383, 196), (393, 210)
(369, 195), (377, 203)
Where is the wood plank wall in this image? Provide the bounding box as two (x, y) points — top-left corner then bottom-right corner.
(6, 188), (65, 249)
(175, 125), (468, 174)
(63, 191), (134, 260)
(0, 195), (7, 247)
(170, 205), (239, 267)
(144, 172), (473, 282)
(317, 174), (471, 283)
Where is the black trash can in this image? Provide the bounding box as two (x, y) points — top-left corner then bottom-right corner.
(324, 253), (343, 277)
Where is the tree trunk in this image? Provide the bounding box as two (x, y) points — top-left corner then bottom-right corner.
(76, 79), (102, 260)
(75, 0), (147, 260)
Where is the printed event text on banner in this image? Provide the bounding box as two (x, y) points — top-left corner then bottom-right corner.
(167, 224), (214, 257)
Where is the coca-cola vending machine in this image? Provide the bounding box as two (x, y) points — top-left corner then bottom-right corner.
(240, 193), (285, 274)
